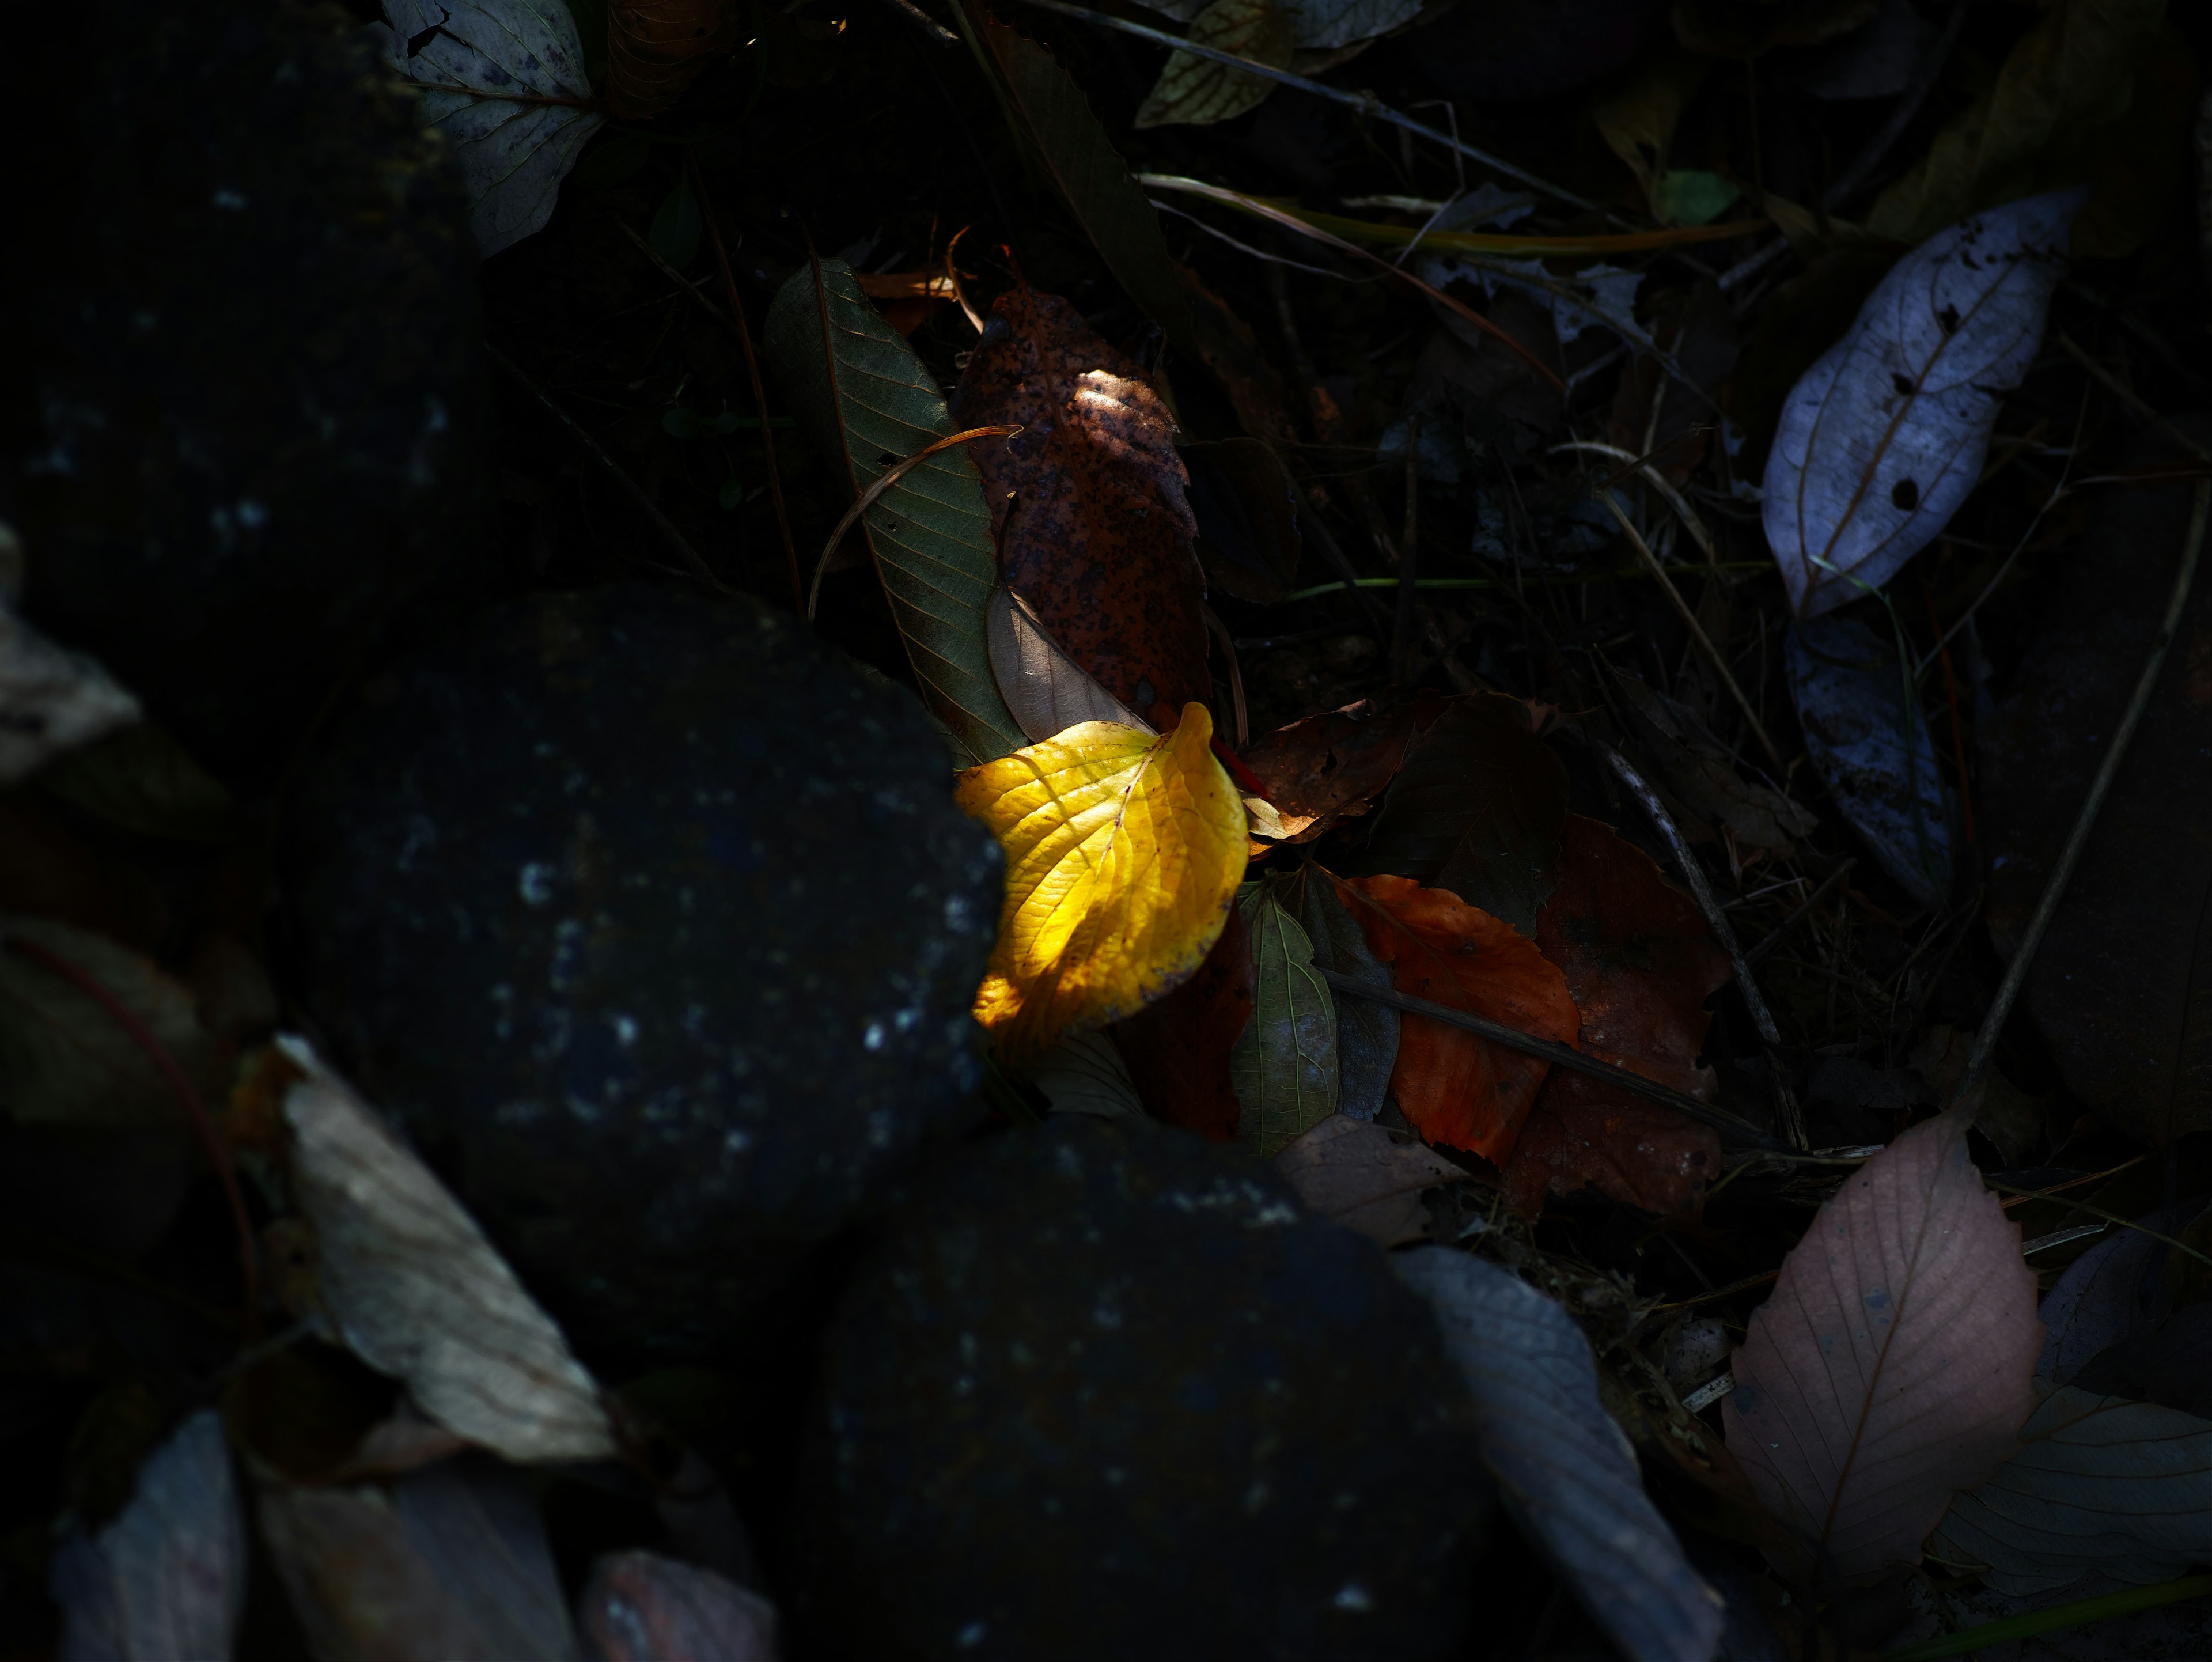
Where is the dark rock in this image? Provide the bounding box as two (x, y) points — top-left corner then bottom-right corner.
(6, 0), (490, 786)
(798, 1115), (1487, 1661)
(283, 583), (1001, 1358)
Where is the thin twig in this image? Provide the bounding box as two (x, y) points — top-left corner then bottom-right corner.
(807, 427), (1018, 618)
(1599, 744), (1809, 1150)
(1552, 438), (1723, 567)
(486, 343), (724, 589)
(1956, 479), (2211, 1104)
(694, 156), (802, 611)
(874, 0), (959, 44)
(1744, 858), (1855, 967)
(1314, 967), (1785, 1149)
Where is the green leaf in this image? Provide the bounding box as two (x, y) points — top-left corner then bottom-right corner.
(1231, 881), (1337, 1154)
(762, 260), (1027, 767)
(649, 171), (701, 270)
(1286, 867), (1399, 1122)
(662, 406), (702, 438)
(1652, 169), (1741, 228)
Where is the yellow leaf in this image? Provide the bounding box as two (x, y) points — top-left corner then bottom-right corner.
(957, 703), (1248, 1061)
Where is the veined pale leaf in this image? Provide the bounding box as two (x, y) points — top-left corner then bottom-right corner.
(1930, 1386), (2212, 1597)
(987, 586), (1149, 743)
(1762, 189), (2083, 618)
(1230, 881), (1337, 1153)
(1275, 1114), (1460, 1245)
(763, 261), (1027, 767)
(957, 705), (1247, 1062)
(1134, 0), (1296, 131)
(1284, 866), (1399, 1121)
(1722, 1108), (2041, 1588)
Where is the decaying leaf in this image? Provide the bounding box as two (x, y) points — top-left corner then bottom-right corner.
(959, 707), (1247, 1062)
(278, 1038), (618, 1466)
(1331, 873), (1580, 1161)
(49, 1410), (245, 1662)
(987, 586), (1148, 744)
(1930, 1386), (2212, 1598)
(1283, 866), (1399, 1122)
(1762, 190), (2082, 618)
(1110, 901), (1255, 1139)
(952, 285), (1209, 726)
(1135, 0), (1296, 130)
(1275, 1113), (1464, 1245)
(607, 0), (745, 119)
(578, 1551), (782, 1662)
(373, 0), (603, 259)
(1027, 1028), (1146, 1119)
(1724, 1109), (2042, 1588)
(1786, 616), (1952, 911)
(763, 260), (1026, 767)
(1241, 692), (1450, 843)
(1612, 673), (1816, 854)
(1230, 880), (1336, 1153)
(0, 596), (140, 785)
(1395, 1248), (1725, 1662)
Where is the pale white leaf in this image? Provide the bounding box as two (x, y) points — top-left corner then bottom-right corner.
(1394, 1248), (1725, 1662)
(1930, 1386), (2212, 1597)
(0, 597), (139, 785)
(986, 586), (1150, 743)
(1762, 189), (2084, 618)
(1027, 1028), (1145, 1119)
(375, 0), (604, 259)
(278, 1036), (617, 1464)
(1274, 1113), (1461, 1246)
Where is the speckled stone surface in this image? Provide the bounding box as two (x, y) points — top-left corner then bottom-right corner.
(798, 1115), (1488, 1661)
(8, 0), (488, 785)
(283, 583), (1002, 1358)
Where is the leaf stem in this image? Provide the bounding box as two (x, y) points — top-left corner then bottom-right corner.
(1881, 1573), (2212, 1661)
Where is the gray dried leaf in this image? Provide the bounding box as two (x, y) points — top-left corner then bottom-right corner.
(50, 1410), (244, 1662)
(1232, 883), (1337, 1153)
(1393, 1248), (1724, 1662)
(278, 1036), (616, 1464)
(579, 1551), (781, 1662)
(2036, 1201), (2208, 1387)
(1762, 190), (2083, 617)
(1027, 1028), (1145, 1119)
(1274, 1113), (1460, 1245)
(986, 586), (1149, 743)
(0, 599), (139, 785)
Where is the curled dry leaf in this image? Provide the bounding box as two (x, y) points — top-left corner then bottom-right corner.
(1240, 692), (1450, 843)
(0, 596), (139, 785)
(579, 1551), (782, 1662)
(957, 707), (1247, 1062)
(1109, 900), (1255, 1139)
(987, 586), (1148, 744)
(49, 1410), (245, 1662)
(952, 285), (1209, 726)
(1723, 1109), (2042, 1588)
(1274, 1113), (1464, 1246)
(1762, 189), (2083, 619)
(607, 0), (745, 120)
(1394, 1248), (1725, 1662)
(1230, 880), (1337, 1153)
(1135, 0), (1297, 130)
(278, 1037), (618, 1466)
(1027, 1028), (1146, 1119)
(1331, 873), (1580, 1161)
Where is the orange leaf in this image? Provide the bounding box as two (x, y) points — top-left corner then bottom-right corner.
(607, 0), (745, 120)
(1330, 873), (1578, 1161)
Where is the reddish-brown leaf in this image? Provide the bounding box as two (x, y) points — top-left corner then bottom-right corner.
(1240, 692), (1454, 842)
(1109, 902), (1253, 1139)
(1331, 873), (1580, 1161)
(1503, 815), (1732, 1216)
(952, 285), (1209, 726)
(607, 0), (746, 119)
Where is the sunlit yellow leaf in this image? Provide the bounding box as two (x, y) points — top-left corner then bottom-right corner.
(957, 703), (1248, 1061)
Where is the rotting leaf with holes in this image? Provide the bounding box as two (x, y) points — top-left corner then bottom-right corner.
(1241, 691), (1452, 845)
(1723, 1108), (2042, 1591)
(1331, 873), (1580, 1161)
(1110, 902), (1255, 1139)
(1502, 816), (1731, 1218)
(1230, 877), (1338, 1153)
(764, 259), (1026, 766)
(1762, 189), (2084, 619)
(1275, 1114), (1465, 1246)
(953, 285), (1209, 729)
(959, 706), (1248, 1063)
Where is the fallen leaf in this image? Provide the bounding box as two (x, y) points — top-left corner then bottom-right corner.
(1394, 1248), (1725, 1662)
(1275, 1114), (1464, 1245)
(1240, 692), (1451, 843)
(959, 707), (1248, 1062)
(0, 595), (139, 785)
(278, 1036), (619, 1465)
(578, 1550), (782, 1662)
(1929, 1386), (2212, 1598)
(1909, 1024), (2043, 1168)
(1590, 44), (1711, 221)
(1762, 188), (2082, 618)
(1786, 615), (1952, 911)
(1613, 672), (1816, 855)
(1979, 433), (2212, 1148)
(1109, 900), (1255, 1139)
(1503, 815), (1730, 1217)
(1284, 866), (1399, 1121)
(952, 285), (1209, 725)
(1669, 0), (1877, 58)
(607, 0), (745, 119)
(1331, 873), (1581, 1161)
(1719, 247), (1895, 483)
(2071, 1302), (2212, 1420)
(1797, 0), (1933, 100)
(763, 260), (1026, 766)
(1135, 0), (1297, 130)
(2036, 1202), (2208, 1389)
(1723, 1109), (2042, 1588)
(256, 1453), (578, 1661)
(1231, 879), (1337, 1153)
(1181, 437), (1304, 603)
(372, 0), (603, 259)
(48, 1410), (244, 1662)
(987, 586), (1148, 744)
(1027, 1028), (1146, 1119)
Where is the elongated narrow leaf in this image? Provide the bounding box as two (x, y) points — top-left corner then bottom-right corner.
(957, 706), (1247, 1062)
(1723, 1109), (2042, 1588)
(1930, 1387), (2212, 1597)
(1762, 190), (2083, 617)
(763, 262), (1026, 766)
(1287, 868), (1399, 1122)
(1230, 881), (1337, 1153)
(1395, 1248), (1725, 1662)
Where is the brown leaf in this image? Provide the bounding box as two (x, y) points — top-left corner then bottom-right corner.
(1240, 691), (1452, 842)
(607, 0), (747, 119)
(1109, 900), (1254, 1139)
(578, 1550), (782, 1662)
(1331, 873), (1580, 1161)
(952, 285), (1209, 725)
(1274, 1112), (1467, 1245)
